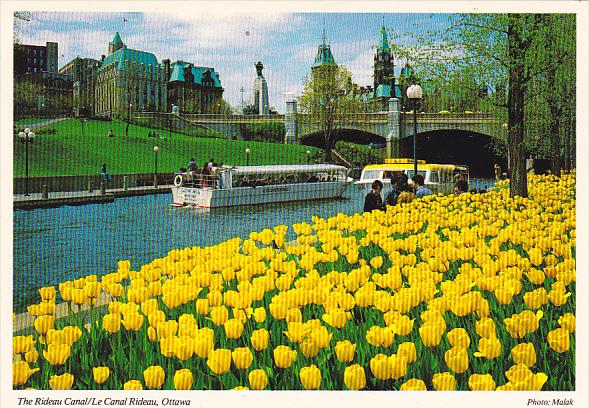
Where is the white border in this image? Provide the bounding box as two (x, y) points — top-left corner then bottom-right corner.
(1, 2), (587, 408)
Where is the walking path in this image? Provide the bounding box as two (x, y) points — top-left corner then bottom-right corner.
(15, 117), (68, 130)
(14, 184), (172, 210)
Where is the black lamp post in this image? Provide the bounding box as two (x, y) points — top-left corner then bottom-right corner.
(245, 148), (251, 166)
(80, 118), (86, 137)
(153, 146), (159, 188)
(168, 117), (172, 139)
(126, 103), (132, 137)
(306, 150), (311, 165)
(407, 84), (423, 177)
(18, 128), (36, 196)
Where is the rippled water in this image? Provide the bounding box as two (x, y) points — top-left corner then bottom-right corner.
(13, 179), (493, 312)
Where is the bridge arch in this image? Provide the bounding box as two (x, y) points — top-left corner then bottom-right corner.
(299, 128), (385, 148)
(399, 129), (506, 177)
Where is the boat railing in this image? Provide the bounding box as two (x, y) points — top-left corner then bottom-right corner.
(175, 172), (228, 189)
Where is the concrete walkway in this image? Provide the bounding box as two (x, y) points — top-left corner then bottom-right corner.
(14, 184), (172, 210)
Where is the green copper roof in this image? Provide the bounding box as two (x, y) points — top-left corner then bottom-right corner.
(401, 64), (412, 77)
(379, 26), (390, 52)
(375, 84), (391, 98)
(112, 32), (123, 46)
(100, 47), (160, 72)
(169, 61), (222, 88)
(312, 32), (337, 69)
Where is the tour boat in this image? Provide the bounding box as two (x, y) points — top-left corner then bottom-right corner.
(355, 158), (469, 197)
(172, 164), (353, 208)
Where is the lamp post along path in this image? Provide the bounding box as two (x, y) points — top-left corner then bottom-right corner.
(153, 146), (159, 188)
(245, 148), (251, 166)
(407, 84), (423, 177)
(18, 128), (36, 196)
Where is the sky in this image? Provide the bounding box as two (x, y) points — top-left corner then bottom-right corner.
(17, 12), (452, 113)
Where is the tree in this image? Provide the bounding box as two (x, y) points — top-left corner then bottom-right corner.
(390, 14), (575, 197)
(298, 65), (362, 162)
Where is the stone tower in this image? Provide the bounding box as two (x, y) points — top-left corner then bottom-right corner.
(373, 25), (395, 91)
(251, 61), (269, 115)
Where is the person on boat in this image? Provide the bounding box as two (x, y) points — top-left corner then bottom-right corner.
(412, 174), (433, 198)
(454, 179), (469, 194)
(200, 162), (210, 188)
(187, 158), (197, 183)
(364, 180), (385, 213)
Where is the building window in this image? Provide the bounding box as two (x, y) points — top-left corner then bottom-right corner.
(40, 50), (44, 56)
(33, 49), (37, 56)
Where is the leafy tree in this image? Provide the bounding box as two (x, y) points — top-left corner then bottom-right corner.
(298, 65), (362, 162)
(390, 14), (575, 197)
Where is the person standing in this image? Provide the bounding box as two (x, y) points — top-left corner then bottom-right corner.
(364, 180), (385, 213)
(100, 163), (111, 183)
(494, 163), (501, 181)
(412, 174), (433, 198)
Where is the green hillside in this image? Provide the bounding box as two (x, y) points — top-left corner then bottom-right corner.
(13, 119), (320, 177)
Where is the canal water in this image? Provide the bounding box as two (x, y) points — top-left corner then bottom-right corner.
(13, 179), (493, 313)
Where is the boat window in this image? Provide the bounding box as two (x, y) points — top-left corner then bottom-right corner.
(361, 170), (383, 180)
(406, 170), (427, 179)
(429, 171), (439, 183)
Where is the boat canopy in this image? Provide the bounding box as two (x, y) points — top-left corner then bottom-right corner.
(229, 164), (348, 176)
(363, 163), (467, 172)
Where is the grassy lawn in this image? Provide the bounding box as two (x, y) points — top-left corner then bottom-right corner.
(13, 119), (321, 177)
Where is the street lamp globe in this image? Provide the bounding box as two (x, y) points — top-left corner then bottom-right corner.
(24, 127), (30, 134)
(18, 131), (26, 140)
(154, 146), (159, 152)
(245, 148), (250, 155)
(306, 150), (311, 156)
(406, 84), (423, 100)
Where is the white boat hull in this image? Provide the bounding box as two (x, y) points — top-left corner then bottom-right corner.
(172, 181), (352, 208)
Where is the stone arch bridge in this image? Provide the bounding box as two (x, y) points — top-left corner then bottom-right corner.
(133, 99), (502, 158)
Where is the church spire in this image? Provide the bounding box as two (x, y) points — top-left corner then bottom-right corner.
(312, 24), (336, 69)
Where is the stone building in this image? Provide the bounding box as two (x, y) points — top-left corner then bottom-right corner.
(94, 32), (168, 117)
(370, 25), (402, 111)
(59, 57), (101, 117)
(167, 61), (224, 113)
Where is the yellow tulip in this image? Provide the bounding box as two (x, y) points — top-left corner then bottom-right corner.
(207, 348), (232, 374)
(447, 328), (471, 348)
(39, 286), (56, 300)
(343, 364), (366, 390)
(156, 320), (178, 339)
(49, 373), (74, 390)
(174, 369), (193, 390)
(444, 346), (469, 373)
(43, 343), (71, 366)
(475, 318), (496, 338)
(123, 380), (143, 390)
(25, 349), (39, 363)
(468, 373), (496, 390)
(511, 343), (536, 367)
(34, 315), (54, 335)
(419, 323), (443, 347)
(250, 329), (270, 351)
(93, 367), (110, 384)
(232, 347), (254, 370)
(141, 298), (159, 315)
(13, 335), (35, 354)
(322, 308), (348, 329)
(147, 310), (166, 328)
(274, 345), (297, 369)
(370, 354), (393, 380)
(300, 365), (322, 390)
(474, 337), (502, 359)
(334, 340), (356, 363)
(397, 342), (417, 363)
(547, 328), (570, 353)
(13, 361), (40, 386)
(175, 336), (194, 360)
(210, 306), (229, 326)
(195, 299), (210, 315)
(370, 256), (384, 269)
(143, 365), (165, 389)
(400, 378), (427, 390)
(248, 369), (268, 390)
(523, 288), (548, 309)
(300, 339), (320, 358)
(548, 288), (572, 306)
(253, 307), (266, 323)
(505, 364), (533, 384)
(310, 326), (332, 349)
(102, 313), (121, 334)
(388, 353), (408, 379)
(194, 336), (214, 358)
(432, 372), (456, 391)
(224, 318), (244, 339)
(558, 313), (575, 332)
(122, 312), (144, 331)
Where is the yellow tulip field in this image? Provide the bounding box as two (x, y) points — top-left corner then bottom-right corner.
(13, 173), (576, 390)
